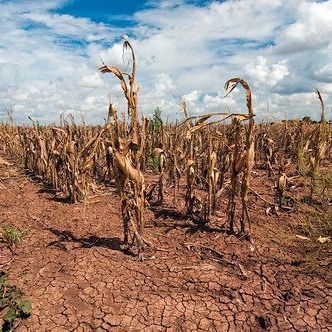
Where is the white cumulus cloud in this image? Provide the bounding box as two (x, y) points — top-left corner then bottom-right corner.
(0, 0), (331, 123)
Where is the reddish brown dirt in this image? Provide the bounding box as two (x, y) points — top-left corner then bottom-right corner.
(1, 161), (331, 331)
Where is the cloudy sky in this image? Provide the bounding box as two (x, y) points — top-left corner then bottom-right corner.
(0, 0), (331, 124)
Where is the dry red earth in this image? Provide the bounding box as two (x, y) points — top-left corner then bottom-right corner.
(1, 158), (331, 331)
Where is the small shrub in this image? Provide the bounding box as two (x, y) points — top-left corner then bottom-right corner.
(0, 224), (24, 247)
(0, 272), (32, 332)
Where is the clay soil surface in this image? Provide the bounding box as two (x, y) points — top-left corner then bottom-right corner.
(0, 158), (331, 332)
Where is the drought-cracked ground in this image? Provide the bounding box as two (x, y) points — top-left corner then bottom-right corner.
(0, 160), (331, 331)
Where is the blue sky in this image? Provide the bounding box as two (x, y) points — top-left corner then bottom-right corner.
(0, 0), (331, 123)
(57, 0), (148, 25)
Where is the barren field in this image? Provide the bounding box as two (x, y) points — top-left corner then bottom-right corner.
(1, 156), (331, 332)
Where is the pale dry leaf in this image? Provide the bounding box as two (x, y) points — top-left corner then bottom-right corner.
(295, 234), (310, 240)
(317, 236), (330, 244)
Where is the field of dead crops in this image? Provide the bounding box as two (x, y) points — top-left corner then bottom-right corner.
(0, 41), (331, 331)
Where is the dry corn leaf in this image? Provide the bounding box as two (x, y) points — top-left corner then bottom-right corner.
(152, 148), (163, 156)
(317, 236), (330, 244)
(295, 235), (310, 240)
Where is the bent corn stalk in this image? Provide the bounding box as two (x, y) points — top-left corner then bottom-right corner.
(99, 39), (148, 253)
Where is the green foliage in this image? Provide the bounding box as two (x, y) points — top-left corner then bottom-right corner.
(0, 224), (24, 247)
(36, 121), (43, 133)
(148, 107), (162, 136)
(280, 195), (293, 207)
(148, 155), (160, 173)
(148, 107), (163, 173)
(0, 272), (32, 332)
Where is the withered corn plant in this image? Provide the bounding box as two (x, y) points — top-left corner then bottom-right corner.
(99, 39), (149, 252)
(276, 160), (288, 206)
(172, 78), (255, 233)
(1, 62), (332, 249)
(203, 135), (221, 223)
(310, 89), (328, 198)
(224, 78), (255, 234)
(146, 147), (166, 204)
(296, 120), (311, 176)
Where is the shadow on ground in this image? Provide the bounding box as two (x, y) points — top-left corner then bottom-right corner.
(46, 228), (135, 256)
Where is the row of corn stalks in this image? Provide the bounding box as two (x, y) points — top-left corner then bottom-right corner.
(0, 41), (331, 251)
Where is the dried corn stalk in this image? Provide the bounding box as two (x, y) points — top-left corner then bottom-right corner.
(224, 78), (255, 234)
(100, 39), (148, 252)
(310, 90), (328, 197)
